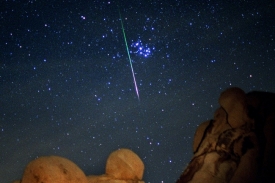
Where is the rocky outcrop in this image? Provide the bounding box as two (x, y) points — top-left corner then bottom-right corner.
(177, 87), (275, 183)
(13, 148), (144, 183)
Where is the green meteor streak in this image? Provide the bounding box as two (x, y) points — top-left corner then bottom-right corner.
(118, 7), (140, 101)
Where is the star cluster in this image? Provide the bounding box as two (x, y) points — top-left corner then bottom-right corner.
(130, 39), (155, 58)
(0, 0), (275, 183)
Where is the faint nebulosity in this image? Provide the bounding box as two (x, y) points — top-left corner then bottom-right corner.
(0, 0), (274, 182)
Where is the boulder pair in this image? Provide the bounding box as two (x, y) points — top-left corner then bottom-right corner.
(13, 148), (144, 183)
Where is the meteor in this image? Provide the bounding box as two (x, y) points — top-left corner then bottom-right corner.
(118, 7), (140, 101)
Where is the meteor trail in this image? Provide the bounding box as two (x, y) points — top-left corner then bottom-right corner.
(118, 7), (140, 101)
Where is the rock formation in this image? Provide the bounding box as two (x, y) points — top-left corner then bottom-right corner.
(177, 87), (275, 183)
(88, 148), (145, 183)
(20, 156), (88, 183)
(13, 148), (145, 183)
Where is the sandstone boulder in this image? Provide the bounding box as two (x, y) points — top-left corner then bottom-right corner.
(21, 156), (88, 183)
(86, 148), (145, 183)
(106, 148), (144, 181)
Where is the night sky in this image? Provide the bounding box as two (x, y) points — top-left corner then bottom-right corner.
(1, 0), (275, 182)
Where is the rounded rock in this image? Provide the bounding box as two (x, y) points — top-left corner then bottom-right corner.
(218, 87), (248, 128)
(21, 156), (88, 183)
(106, 148), (144, 180)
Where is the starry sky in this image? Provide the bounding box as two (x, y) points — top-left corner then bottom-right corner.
(1, 0), (275, 182)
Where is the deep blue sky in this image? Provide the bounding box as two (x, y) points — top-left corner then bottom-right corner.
(1, 0), (275, 182)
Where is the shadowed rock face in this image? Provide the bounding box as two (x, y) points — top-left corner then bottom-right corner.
(177, 87), (275, 183)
